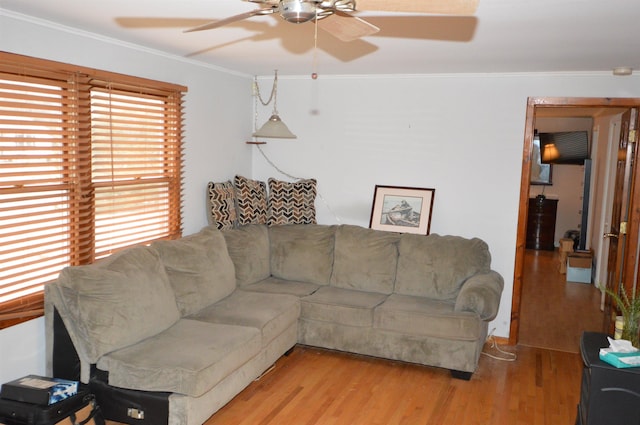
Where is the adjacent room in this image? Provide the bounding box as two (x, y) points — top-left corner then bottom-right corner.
(1, 1), (640, 424)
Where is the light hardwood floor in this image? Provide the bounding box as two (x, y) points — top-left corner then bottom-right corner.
(203, 344), (582, 425)
(109, 248), (598, 425)
(519, 248), (603, 353)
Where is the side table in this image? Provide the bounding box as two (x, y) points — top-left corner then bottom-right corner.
(576, 332), (640, 425)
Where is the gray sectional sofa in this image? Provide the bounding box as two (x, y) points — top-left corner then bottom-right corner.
(45, 223), (503, 425)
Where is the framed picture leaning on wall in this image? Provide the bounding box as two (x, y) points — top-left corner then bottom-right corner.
(369, 185), (435, 235)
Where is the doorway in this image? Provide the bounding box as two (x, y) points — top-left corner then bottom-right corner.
(509, 97), (640, 348)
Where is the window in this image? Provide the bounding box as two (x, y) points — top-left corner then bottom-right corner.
(0, 53), (186, 328)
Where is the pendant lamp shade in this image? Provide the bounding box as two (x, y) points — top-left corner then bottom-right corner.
(251, 70), (297, 141)
(252, 114), (297, 139)
(542, 143), (560, 163)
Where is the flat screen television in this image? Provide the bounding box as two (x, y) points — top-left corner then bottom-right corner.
(538, 131), (590, 165)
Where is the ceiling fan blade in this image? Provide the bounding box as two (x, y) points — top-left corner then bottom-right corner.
(318, 13), (380, 42)
(183, 9), (272, 33)
(356, 0), (479, 15)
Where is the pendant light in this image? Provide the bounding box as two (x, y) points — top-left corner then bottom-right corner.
(252, 70), (297, 140)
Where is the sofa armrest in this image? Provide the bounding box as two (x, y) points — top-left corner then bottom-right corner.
(454, 270), (504, 321)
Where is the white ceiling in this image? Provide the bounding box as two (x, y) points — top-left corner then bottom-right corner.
(2, 0), (639, 77)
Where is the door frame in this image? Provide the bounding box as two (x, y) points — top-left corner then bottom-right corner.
(509, 96), (640, 345)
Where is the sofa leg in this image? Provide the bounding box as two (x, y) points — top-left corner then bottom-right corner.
(450, 370), (472, 381)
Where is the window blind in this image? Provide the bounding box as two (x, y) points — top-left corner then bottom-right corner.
(0, 53), (185, 328)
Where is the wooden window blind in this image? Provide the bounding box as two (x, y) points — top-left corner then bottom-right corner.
(0, 53), (185, 328)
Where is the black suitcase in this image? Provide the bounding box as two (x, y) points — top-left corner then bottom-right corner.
(0, 390), (104, 425)
(89, 376), (169, 424)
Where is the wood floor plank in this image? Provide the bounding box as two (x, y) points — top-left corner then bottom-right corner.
(520, 249), (603, 352)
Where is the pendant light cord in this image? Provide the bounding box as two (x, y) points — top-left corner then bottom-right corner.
(255, 144), (342, 224)
(254, 71), (279, 114)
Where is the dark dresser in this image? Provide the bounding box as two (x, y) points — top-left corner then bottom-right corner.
(526, 196), (558, 250)
(576, 332), (640, 425)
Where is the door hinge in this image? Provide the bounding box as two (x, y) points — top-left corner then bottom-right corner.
(620, 221), (628, 235)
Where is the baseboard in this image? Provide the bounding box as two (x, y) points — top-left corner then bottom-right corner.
(492, 336), (510, 345)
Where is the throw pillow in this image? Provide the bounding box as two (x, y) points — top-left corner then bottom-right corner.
(234, 175), (268, 225)
(207, 180), (237, 230)
(267, 178), (317, 226)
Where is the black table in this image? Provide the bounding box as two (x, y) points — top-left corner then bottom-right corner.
(576, 331), (640, 425)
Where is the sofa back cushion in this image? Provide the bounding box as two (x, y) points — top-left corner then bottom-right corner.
(269, 224), (335, 285)
(55, 245), (180, 363)
(221, 224), (271, 287)
(394, 234), (491, 300)
(153, 228), (236, 316)
(330, 225), (400, 294)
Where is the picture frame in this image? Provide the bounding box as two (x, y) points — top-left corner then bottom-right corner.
(369, 185), (435, 235)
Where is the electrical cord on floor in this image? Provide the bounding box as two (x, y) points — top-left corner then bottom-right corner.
(481, 328), (517, 361)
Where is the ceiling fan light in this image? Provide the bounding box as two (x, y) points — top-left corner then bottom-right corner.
(252, 114), (297, 139)
(280, 0), (317, 23)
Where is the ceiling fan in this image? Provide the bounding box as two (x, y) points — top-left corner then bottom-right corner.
(184, 0), (479, 42)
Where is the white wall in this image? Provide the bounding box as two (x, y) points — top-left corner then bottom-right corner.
(0, 319), (45, 385)
(0, 13), (253, 383)
(252, 73), (640, 339)
(537, 163), (586, 245)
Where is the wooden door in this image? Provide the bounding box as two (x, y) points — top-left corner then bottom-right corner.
(604, 108), (639, 332)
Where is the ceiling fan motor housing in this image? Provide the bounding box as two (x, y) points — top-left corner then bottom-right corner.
(280, 0), (318, 23)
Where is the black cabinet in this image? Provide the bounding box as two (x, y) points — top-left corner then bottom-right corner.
(526, 197), (558, 251)
(576, 332), (640, 425)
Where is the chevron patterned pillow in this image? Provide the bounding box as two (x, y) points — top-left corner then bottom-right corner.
(267, 178), (317, 226)
(234, 175), (268, 225)
(207, 180), (237, 230)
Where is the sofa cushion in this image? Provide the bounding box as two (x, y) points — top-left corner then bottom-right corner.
(152, 228), (236, 316)
(207, 180), (237, 230)
(267, 178), (317, 226)
(96, 319), (261, 398)
(394, 234), (491, 301)
(55, 246), (180, 363)
(330, 225), (400, 294)
(234, 175), (268, 225)
(374, 294), (483, 341)
(300, 286), (388, 327)
(189, 290), (300, 345)
(269, 224), (335, 285)
(221, 224), (270, 287)
(241, 277), (321, 297)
